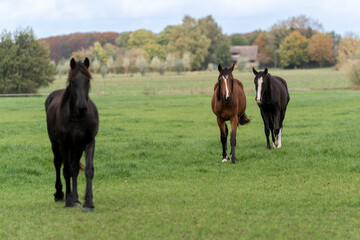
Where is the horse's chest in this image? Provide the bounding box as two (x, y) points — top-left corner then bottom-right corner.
(217, 108), (234, 120)
(259, 102), (276, 112)
(69, 126), (93, 146)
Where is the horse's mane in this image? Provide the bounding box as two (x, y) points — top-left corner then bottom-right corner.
(60, 62), (92, 108)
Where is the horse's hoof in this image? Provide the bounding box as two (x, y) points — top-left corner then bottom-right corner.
(54, 196), (65, 202)
(74, 201), (82, 207)
(82, 207), (94, 212)
(222, 158), (228, 163)
(273, 141), (281, 149)
(54, 192), (65, 202)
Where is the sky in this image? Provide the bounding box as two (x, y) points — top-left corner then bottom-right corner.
(0, 0), (359, 39)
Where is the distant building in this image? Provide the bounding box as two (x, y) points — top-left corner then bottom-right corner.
(230, 45), (258, 67)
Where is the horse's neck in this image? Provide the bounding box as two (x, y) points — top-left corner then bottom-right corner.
(60, 87), (77, 113)
(263, 80), (272, 102)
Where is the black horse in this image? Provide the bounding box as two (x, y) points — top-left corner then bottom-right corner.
(45, 58), (99, 212)
(252, 68), (289, 149)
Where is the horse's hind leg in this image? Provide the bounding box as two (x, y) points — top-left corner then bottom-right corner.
(83, 140), (95, 212)
(273, 110), (281, 149)
(52, 142), (64, 201)
(276, 110), (286, 149)
(71, 148), (83, 207)
(217, 118), (229, 162)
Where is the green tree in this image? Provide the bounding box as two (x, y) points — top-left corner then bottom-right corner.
(91, 41), (108, 65)
(0, 28), (56, 93)
(279, 31), (309, 68)
(231, 34), (249, 45)
(215, 41), (232, 67)
(143, 43), (167, 61)
(198, 15), (227, 67)
(116, 32), (130, 48)
(167, 16), (211, 70)
(157, 26), (173, 46)
(128, 29), (157, 49)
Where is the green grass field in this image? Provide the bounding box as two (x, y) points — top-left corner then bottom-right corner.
(1, 68), (360, 239)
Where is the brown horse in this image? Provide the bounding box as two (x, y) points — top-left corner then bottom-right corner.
(211, 64), (250, 164)
(45, 58), (99, 212)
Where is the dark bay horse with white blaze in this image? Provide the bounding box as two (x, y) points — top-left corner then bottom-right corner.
(252, 68), (289, 149)
(212, 64), (250, 164)
(45, 58), (99, 212)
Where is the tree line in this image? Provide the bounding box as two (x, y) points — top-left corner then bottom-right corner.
(1, 15), (360, 94)
(51, 15), (344, 77)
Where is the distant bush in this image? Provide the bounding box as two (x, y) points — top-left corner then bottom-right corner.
(174, 59), (184, 74)
(346, 59), (360, 86)
(101, 65), (108, 78)
(135, 56), (148, 76)
(338, 37), (360, 86)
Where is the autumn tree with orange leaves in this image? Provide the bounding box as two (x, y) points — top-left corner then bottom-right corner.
(252, 32), (273, 67)
(308, 33), (334, 67)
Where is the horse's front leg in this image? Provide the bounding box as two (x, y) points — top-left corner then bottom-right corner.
(261, 110), (271, 149)
(71, 148), (83, 207)
(52, 142), (64, 201)
(61, 145), (74, 207)
(83, 140), (95, 212)
(217, 117), (229, 162)
(230, 116), (239, 164)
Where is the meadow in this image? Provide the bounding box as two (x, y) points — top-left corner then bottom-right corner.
(0, 68), (360, 239)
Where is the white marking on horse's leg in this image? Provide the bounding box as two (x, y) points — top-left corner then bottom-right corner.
(277, 128), (282, 148)
(222, 158), (228, 163)
(222, 76), (229, 99)
(273, 128), (282, 149)
(256, 77), (263, 102)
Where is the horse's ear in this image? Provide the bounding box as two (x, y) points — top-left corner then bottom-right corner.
(84, 57), (90, 69)
(70, 58), (76, 70)
(218, 64), (223, 73)
(229, 63), (235, 72)
(252, 67), (258, 75)
(264, 68), (268, 75)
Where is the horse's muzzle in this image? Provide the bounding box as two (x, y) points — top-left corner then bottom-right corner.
(224, 96), (231, 103)
(256, 100), (262, 104)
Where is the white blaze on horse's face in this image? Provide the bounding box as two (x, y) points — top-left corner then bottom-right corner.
(256, 77), (263, 103)
(222, 75), (230, 100)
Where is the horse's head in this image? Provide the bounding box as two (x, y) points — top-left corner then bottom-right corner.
(68, 58), (91, 114)
(252, 68), (269, 105)
(217, 64), (235, 103)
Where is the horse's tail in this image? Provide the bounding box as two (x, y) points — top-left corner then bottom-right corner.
(239, 113), (251, 126)
(79, 161), (85, 172)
